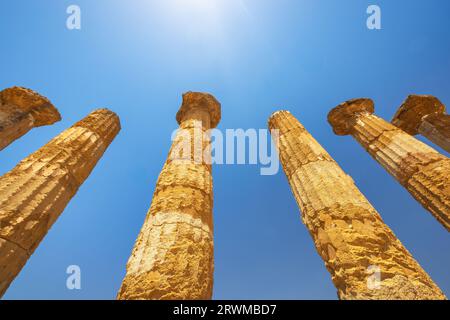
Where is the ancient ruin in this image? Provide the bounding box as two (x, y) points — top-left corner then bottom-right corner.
(392, 95), (450, 153)
(0, 87), (61, 151)
(269, 110), (446, 299)
(0, 109), (120, 297)
(117, 92), (221, 300)
(328, 99), (450, 231)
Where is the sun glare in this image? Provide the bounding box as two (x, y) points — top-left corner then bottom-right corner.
(171, 0), (221, 15)
(174, 0), (216, 9)
(144, 0), (250, 64)
(160, 0), (225, 41)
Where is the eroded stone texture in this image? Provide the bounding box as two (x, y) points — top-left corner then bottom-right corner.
(117, 92), (221, 300)
(328, 99), (450, 231)
(269, 110), (446, 300)
(0, 109), (120, 297)
(392, 95), (450, 153)
(0, 87), (61, 151)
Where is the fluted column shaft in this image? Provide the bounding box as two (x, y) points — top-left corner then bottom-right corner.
(0, 87), (61, 151)
(392, 95), (450, 153)
(329, 99), (450, 231)
(117, 92), (221, 300)
(418, 113), (450, 153)
(269, 110), (445, 300)
(0, 109), (120, 297)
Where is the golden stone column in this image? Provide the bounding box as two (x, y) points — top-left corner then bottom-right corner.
(328, 99), (450, 231)
(392, 95), (450, 153)
(269, 110), (445, 300)
(117, 92), (221, 300)
(0, 87), (61, 151)
(0, 109), (120, 297)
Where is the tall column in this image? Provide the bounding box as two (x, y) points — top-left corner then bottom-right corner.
(0, 109), (120, 297)
(328, 99), (450, 231)
(392, 95), (450, 153)
(0, 87), (61, 151)
(269, 110), (445, 300)
(117, 92), (221, 300)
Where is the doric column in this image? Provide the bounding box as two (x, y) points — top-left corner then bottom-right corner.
(328, 99), (450, 231)
(392, 95), (450, 153)
(269, 110), (445, 300)
(117, 92), (221, 300)
(0, 87), (61, 151)
(0, 109), (120, 297)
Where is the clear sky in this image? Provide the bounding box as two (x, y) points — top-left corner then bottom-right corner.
(1, 0), (449, 299)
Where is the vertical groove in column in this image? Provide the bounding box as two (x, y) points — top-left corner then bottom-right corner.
(329, 99), (450, 231)
(117, 92), (221, 300)
(270, 110), (445, 300)
(0, 109), (120, 297)
(0, 87), (61, 150)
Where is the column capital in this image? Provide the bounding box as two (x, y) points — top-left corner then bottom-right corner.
(176, 92), (221, 128)
(391, 95), (446, 135)
(0, 86), (61, 126)
(327, 98), (374, 135)
(268, 110), (294, 129)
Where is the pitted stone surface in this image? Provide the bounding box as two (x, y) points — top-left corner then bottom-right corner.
(271, 110), (446, 300)
(118, 92), (220, 300)
(0, 109), (120, 297)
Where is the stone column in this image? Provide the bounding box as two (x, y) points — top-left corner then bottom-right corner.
(0, 109), (120, 297)
(117, 92), (221, 300)
(392, 95), (450, 153)
(328, 99), (450, 231)
(269, 110), (445, 300)
(0, 87), (61, 151)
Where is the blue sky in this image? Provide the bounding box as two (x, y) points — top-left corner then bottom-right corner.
(0, 0), (449, 299)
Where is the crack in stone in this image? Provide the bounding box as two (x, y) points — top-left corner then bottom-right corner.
(0, 235), (30, 256)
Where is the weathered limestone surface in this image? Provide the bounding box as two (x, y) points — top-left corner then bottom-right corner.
(392, 95), (450, 153)
(0, 87), (61, 151)
(117, 92), (221, 300)
(0, 109), (120, 297)
(328, 99), (450, 231)
(269, 110), (446, 300)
